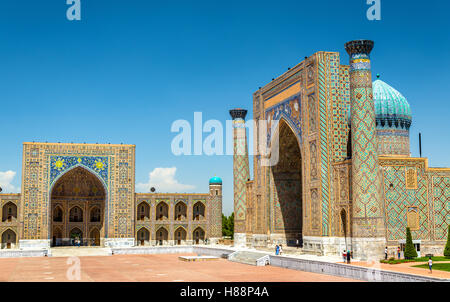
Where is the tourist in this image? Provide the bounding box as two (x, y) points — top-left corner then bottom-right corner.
(346, 250), (351, 264)
(384, 246), (388, 260)
(428, 257), (433, 274)
(279, 244), (283, 255)
(275, 244), (279, 255)
(343, 250), (347, 263)
(397, 247), (401, 259)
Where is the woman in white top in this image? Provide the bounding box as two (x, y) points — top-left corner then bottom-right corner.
(428, 258), (433, 273)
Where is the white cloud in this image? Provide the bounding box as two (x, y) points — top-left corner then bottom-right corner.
(0, 171), (19, 193)
(136, 167), (195, 193)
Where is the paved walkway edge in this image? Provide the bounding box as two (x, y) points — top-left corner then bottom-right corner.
(111, 245), (448, 282)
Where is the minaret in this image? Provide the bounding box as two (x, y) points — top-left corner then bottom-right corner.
(345, 40), (385, 260)
(208, 176), (223, 244)
(229, 108), (250, 247)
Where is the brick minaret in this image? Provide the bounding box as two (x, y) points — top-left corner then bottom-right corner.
(208, 177), (223, 244)
(345, 40), (385, 260)
(230, 108), (250, 247)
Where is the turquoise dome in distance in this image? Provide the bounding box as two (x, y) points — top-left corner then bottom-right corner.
(209, 176), (222, 185)
(373, 74), (412, 130)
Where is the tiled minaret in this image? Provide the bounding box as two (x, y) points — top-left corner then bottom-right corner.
(208, 176), (223, 244)
(345, 40), (385, 260)
(230, 108), (250, 247)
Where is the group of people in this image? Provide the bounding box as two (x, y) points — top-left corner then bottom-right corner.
(73, 237), (81, 247)
(384, 246), (403, 260)
(275, 244), (283, 255)
(384, 246), (433, 274)
(342, 250), (352, 264)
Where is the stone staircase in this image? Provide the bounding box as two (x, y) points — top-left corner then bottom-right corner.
(227, 251), (270, 266)
(50, 247), (112, 257)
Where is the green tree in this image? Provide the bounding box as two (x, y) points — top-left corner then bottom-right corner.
(229, 212), (234, 239)
(444, 225), (450, 258)
(222, 213), (234, 238)
(404, 227), (417, 259)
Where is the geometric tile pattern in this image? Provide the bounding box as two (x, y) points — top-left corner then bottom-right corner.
(230, 111), (250, 234)
(21, 142), (135, 240)
(383, 165), (430, 241)
(345, 41), (383, 237)
(431, 176), (450, 240)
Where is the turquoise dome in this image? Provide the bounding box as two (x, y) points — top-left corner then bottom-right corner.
(373, 76), (412, 129)
(209, 176), (222, 185)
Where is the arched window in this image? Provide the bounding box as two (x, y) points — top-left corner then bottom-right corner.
(192, 202), (205, 221)
(69, 206), (83, 222)
(156, 202), (168, 221)
(90, 207), (101, 222)
(174, 227), (187, 245)
(137, 228), (150, 246)
(2, 202), (17, 222)
(156, 227), (168, 245)
(137, 202), (150, 221)
(53, 206), (63, 222)
(193, 227), (205, 244)
(1, 229), (16, 249)
(174, 201), (187, 221)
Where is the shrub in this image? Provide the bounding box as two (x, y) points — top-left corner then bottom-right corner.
(404, 227), (417, 259)
(444, 225), (450, 258)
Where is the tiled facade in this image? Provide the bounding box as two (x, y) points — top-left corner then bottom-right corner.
(0, 142), (222, 250)
(239, 41), (450, 258)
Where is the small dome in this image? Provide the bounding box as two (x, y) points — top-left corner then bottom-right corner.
(373, 76), (412, 129)
(209, 176), (222, 185)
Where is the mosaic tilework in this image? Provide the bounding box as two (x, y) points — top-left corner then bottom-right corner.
(317, 52), (343, 236)
(21, 143), (135, 241)
(345, 41), (384, 237)
(383, 165), (430, 241)
(431, 176), (450, 240)
(265, 92), (302, 146)
(50, 156), (109, 187)
(230, 111), (250, 234)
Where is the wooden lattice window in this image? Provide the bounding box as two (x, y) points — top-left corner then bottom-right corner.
(407, 207), (419, 230)
(405, 168), (417, 189)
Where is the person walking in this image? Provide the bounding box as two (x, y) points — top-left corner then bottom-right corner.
(279, 244), (283, 255)
(384, 246), (388, 260)
(275, 244), (279, 255)
(343, 250), (347, 263)
(428, 257), (433, 274)
(397, 246), (401, 259)
(346, 250), (351, 264)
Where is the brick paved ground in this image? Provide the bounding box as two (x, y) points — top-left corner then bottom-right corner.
(0, 254), (359, 282)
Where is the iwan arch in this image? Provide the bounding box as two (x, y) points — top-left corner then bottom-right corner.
(0, 142), (222, 250)
(232, 40), (450, 259)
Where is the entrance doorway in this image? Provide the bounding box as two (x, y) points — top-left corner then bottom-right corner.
(50, 166), (106, 247)
(271, 120), (303, 246)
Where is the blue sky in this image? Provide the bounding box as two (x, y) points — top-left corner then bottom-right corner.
(0, 0), (449, 215)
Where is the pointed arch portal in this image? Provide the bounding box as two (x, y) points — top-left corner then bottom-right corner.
(270, 119), (303, 246)
(50, 166), (106, 247)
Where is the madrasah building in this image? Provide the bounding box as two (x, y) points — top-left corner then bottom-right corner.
(0, 142), (223, 250)
(231, 39), (450, 260)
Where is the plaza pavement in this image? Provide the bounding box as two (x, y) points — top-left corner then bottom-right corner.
(0, 253), (359, 282)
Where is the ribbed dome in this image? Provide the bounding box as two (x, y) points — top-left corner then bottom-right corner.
(209, 176), (222, 185)
(373, 76), (412, 130)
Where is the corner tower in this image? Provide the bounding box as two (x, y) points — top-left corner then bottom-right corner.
(208, 176), (223, 244)
(345, 40), (385, 260)
(230, 108), (250, 247)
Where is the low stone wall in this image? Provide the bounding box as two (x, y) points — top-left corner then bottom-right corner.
(0, 249), (49, 258)
(270, 255), (448, 282)
(111, 245), (194, 255)
(193, 246), (236, 258)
